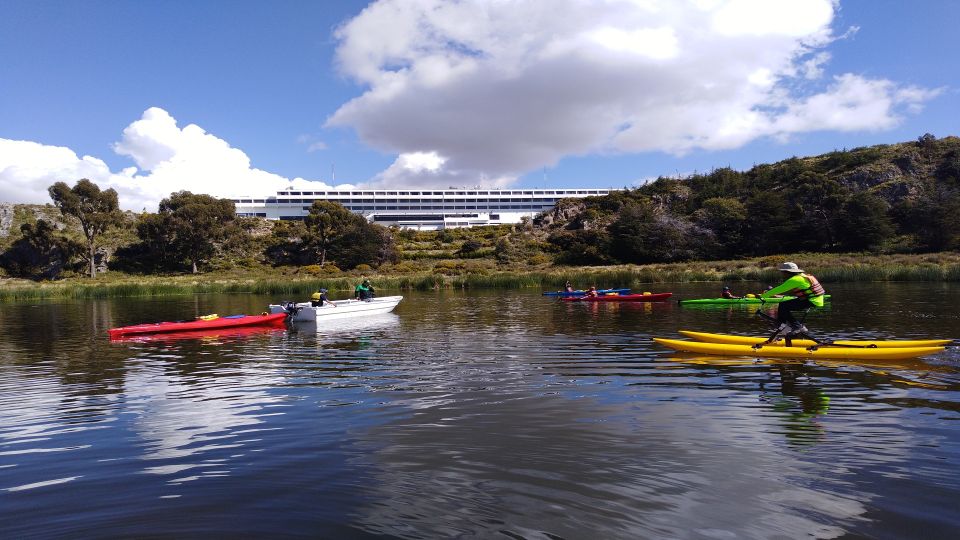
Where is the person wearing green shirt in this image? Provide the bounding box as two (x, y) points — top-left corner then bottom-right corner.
(355, 279), (375, 301)
(760, 262), (826, 331)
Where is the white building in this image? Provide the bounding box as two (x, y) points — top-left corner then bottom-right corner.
(232, 188), (613, 229)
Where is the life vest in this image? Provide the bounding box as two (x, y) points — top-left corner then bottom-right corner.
(791, 273), (825, 298)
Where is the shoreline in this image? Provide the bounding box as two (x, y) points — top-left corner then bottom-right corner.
(2, 252), (959, 301)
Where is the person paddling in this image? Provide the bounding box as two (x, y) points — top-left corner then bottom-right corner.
(721, 286), (741, 299)
(563, 281), (575, 293)
(583, 286), (600, 299)
(760, 262), (826, 333)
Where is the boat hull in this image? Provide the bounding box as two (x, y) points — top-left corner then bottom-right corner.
(562, 293), (672, 302)
(654, 337), (944, 361)
(108, 312), (287, 337)
(678, 330), (952, 348)
(269, 295), (403, 322)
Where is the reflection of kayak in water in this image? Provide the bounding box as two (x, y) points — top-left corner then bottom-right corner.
(679, 295), (831, 305)
(678, 330), (952, 348)
(562, 292), (672, 302)
(654, 337), (946, 361)
(660, 354), (955, 372)
(109, 324), (286, 343)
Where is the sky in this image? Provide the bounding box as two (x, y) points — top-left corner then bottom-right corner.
(1, 0), (957, 211)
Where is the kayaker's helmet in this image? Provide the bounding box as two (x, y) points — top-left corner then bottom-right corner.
(320, 288), (328, 293)
(722, 286), (730, 290)
(363, 279), (371, 285)
(311, 292), (322, 301)
(778, 262), (804, 273)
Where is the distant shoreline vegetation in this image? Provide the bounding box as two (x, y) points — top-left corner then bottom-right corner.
(2, 253), (959, 301)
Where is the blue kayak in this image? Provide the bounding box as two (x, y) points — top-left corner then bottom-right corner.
(543, 288), (631, 297)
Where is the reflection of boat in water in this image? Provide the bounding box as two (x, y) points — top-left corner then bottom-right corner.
(269, 296), (403, 322)
(658, 354), (950, 371)
(109, 324), (287, 343)
(288, 313), (401, 336)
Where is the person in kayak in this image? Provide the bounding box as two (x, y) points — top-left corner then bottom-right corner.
(310, 289), (332, 307)
(563, 281), (575, 293)
(761, 262), (826, 332)
(721, 286), (741, 299)
(355, 279), (375, 300)
(583, 286), (600, 298)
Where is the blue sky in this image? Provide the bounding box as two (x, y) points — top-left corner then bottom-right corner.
(1, 0), (956, 209)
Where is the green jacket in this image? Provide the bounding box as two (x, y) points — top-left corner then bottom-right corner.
(762, 273), (826, 307)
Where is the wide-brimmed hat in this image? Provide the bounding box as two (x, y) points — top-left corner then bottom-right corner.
(778, 262), (804, 273)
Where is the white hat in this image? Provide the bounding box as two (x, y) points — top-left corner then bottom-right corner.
(778, 262), (804, 273)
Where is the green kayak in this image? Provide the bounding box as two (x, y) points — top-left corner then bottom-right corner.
(680, 294), (831, 305)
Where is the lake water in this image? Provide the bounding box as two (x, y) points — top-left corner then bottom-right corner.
(2, 282), (959, 538)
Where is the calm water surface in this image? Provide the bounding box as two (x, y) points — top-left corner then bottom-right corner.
(2, 282), (960, 538)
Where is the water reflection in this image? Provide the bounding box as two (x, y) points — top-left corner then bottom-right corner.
(1, 284), (959, 537)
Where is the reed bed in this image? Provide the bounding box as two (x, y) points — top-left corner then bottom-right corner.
(2, 255), (960, 301)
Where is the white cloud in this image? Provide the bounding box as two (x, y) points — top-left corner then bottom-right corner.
(0, 108), (345, 211)
(327, 0), (938, 182)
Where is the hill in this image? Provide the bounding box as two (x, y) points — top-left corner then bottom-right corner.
(534, 134), (960, 264)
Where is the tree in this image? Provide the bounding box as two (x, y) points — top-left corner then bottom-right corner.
(48, 179), (123, 278)
(0, 220), (83, 280)
(837, 193), (895, 251)
(303, 201), (365, 266)
(608, 204), (705, 264)
(159, 191), (236, 273)
(692, 197), (748, 258)
(335, 223), (398, 269)
(547, 229), (611, 265)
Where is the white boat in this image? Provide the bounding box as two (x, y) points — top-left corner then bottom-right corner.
(268, 295), (403, 322)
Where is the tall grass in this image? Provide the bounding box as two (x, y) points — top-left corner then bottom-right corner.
(3, 255), (960, 301)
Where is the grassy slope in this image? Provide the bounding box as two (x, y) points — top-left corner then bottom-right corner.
(2, 251), (959, 301)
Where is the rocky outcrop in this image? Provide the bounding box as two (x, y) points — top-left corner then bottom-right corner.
(0, 203), (13, 237)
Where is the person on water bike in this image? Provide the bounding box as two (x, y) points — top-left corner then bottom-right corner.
(761, 262), (826, 333)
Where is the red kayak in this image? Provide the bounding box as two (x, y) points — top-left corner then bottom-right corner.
(562, 292), (673, 302)
(110, 324), (288, 343)
(108, 312), (287, 338)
